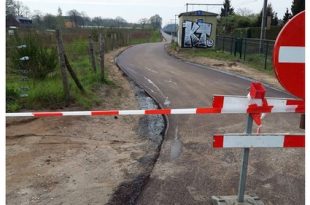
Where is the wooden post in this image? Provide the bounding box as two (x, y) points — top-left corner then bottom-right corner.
(64, 54), (85, 92)
(88, 34), (97, 72)
(55, 29), (70, 106)
(99, 33), (105, 81)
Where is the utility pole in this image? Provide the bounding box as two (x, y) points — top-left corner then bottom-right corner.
(259, 0), (268, 53)
(175, 14), (178, 40)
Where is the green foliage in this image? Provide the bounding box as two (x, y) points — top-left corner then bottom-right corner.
(282, 8), (292, 25)
(9, 33), (58, 80)
(233, 26), (281, 39)
(291, 0), (305, 16)
(218, 14), (257, 34)
(220, 0), (234, 17)
(6, 84), (21, 112)
(6, 28), (162, 112)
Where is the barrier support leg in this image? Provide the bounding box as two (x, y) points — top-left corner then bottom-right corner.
(237, 115), (253, 202)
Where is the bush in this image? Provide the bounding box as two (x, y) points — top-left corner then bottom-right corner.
(9, 33), (58, 80)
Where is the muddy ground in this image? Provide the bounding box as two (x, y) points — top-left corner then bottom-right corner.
(6, 47), (164, 205)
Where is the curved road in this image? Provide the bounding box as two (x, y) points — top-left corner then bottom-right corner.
(116, 41), (304, 205)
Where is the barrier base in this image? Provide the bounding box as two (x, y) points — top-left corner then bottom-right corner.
(211, 195), (264, 205)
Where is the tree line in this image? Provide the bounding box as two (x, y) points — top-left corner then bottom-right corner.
(6, 0), (162, 30)
(218, 0), (304, 33)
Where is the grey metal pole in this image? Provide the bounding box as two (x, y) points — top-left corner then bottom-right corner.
(237, 115), (253, 202)
(259, 0), (268, 53)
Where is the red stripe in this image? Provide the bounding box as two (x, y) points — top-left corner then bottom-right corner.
(286, 100), (304, 106)
(33, 112), (63, 117)
(145, 109), (171, 115)
(286, 100), (305, 113)
(283, 135), (305, 148)
(213, 96), (224, 108)
(196, 107), (221, 114)
(246, 105), (273, 113)
(91, 110), (119, 116)
(213, 135), (224, 148)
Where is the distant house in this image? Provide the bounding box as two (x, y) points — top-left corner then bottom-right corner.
(64, 19), (76, 28)
(6, 15), (32, 28)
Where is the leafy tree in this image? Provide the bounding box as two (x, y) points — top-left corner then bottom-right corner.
(115, 16), (127, 27)
(56, 7), (64, 28)
(139, 18), (149, 29)
(220, 0), (234, 17)
(6, 0), (30, 17)
(6, 0), (16, 16)
(149, 14), (162, 29)
(291, 0), (305, 16)
(67, 9), (81, 27)
(282, 8), (292, 25)
(31, 10), (43, 28)
(43, 14), (58, 29)
(272, 13), (279, 26)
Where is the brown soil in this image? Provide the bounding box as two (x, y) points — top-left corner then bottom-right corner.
(6, 48), (155, 205)
(166, 45), (284, 91)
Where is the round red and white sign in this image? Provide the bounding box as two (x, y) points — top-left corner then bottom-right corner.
(273, 11), (305, 99)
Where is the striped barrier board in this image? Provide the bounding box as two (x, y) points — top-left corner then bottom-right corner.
(212, 96), (304, 113)
(6, 96), (304, 117)
(213, 134), (305, 148)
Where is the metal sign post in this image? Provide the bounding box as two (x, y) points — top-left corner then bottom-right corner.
(237, 115), (253, 202)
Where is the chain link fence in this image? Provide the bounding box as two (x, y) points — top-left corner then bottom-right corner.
(215, 36), (275, 70)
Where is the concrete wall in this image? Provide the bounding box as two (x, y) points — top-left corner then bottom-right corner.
(178, 15), (217, 48)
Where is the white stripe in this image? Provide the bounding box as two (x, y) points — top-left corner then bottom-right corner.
(119, 110), (145, 115)
(62, 111), (91, 116)
(6, 112), (33, 117)
(223, 135), (284, 148)
(279, 46), (305, 63)
(171, 109), (197, 114)
(220, 96), (300, 113)
(222, 96), (261, 113)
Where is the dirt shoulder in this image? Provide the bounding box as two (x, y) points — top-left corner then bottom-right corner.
(6, 47), (161, 205)
(165, 44), (284, 91)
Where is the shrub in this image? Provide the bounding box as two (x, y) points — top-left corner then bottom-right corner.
(9, 33), (58, 80)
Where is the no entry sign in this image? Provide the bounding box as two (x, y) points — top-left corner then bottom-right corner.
(273, 11), (305, 99)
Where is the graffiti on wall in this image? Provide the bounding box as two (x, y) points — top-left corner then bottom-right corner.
(182, 20), (214, 48)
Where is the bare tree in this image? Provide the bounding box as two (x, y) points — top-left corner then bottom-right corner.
(138, 18), (149, 28)
(67, 9), (81, 28)
(236, 8), (253, 16)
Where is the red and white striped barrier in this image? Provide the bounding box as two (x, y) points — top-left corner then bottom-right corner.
(5, 108), (219, 117)
(212, 95), (304, 113)
(213, 134), (305, 148)
(5, 96), (304, 117)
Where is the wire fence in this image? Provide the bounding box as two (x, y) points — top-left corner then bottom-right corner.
(215, 36), (275, 70)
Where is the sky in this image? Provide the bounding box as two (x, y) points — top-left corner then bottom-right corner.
(20, 0), (294, 25)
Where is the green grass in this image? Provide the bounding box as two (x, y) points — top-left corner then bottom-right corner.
(175, 45), (274, 75)
(129, 30), (162, 45)
(6, 29), (163, 112)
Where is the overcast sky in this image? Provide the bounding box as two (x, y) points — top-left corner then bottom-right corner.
(21, 0), (294, 25)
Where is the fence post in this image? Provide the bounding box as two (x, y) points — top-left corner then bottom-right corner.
(230, 37), (233, 55)
(222, 36), (225, 51)
(55, 29), (70, 106)
(64, 54), (85, 92)
(99, 33), (105, 81)
(239, 39), (243, 59)
(88, 34), (97, 72)
(264, 40), (269, 70)
(243, 39), (247, 61)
